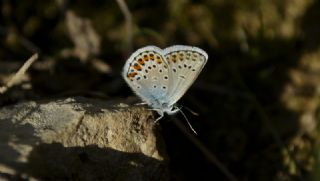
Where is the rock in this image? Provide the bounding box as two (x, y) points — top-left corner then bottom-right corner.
(0, 97), (168, 181)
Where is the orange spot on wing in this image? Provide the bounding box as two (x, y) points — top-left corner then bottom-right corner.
(137, 58), (145, 65)
(143, 55), (150, 61)
(156, 57), (162, 64)
(133, 63), (142, 71)
(149, 54), (155, 60)
(171, 54), (177, 63)
(127, 72), (138, 78)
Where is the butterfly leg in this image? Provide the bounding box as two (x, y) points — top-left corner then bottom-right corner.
(155, 113), (164, 123)
(147, 109), (164, 123)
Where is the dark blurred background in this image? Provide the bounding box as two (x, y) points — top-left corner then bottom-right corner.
(1, 0), (320, 180)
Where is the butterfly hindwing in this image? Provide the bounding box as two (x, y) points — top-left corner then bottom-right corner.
(163, 45), (208, 106)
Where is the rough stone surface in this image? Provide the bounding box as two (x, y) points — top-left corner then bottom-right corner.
(0, 97), (168, 181)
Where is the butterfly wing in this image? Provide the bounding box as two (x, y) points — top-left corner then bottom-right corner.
(122, 46), (170, 107)
(162, 45), (208, 106)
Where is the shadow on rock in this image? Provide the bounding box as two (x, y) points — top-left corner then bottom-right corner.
(0, 105), (40, 179)
(27, 143), (168, 181)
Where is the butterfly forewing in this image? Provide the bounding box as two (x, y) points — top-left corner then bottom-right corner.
(163, 45), (208, 106)
(123, 46), (170, 105)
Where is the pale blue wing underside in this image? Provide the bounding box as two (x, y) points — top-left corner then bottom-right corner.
(162, 45), (208, 106)
(122, 46), (170, 107)
(123, 45), (208, 111)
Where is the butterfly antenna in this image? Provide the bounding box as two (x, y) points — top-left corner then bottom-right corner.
(178, 108), (198, 135)
(183, 106), (199, 116)
(176, 104), (199, 116)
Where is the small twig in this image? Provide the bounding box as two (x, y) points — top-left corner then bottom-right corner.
(116, 0), (133, 55)
(171, 117), (238, 181)
(0, 53), (39, 94)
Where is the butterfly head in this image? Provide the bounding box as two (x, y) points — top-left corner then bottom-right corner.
(152, 102), (179, 115)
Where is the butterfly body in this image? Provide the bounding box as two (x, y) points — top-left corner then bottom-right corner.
(123, 45), (208, 119)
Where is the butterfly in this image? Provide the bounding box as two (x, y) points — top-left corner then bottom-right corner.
(123, 45), (208, 121)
